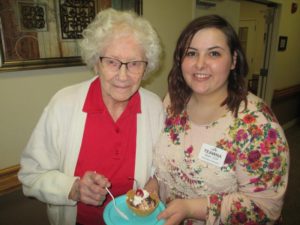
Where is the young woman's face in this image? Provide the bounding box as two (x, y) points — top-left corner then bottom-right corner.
(181, 27), (236, 98)
(95, 35), (146, 105)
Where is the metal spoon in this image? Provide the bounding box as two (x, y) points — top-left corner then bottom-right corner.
(105, 187), (129, 220)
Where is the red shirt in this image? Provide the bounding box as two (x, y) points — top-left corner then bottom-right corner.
(75, 78), (141, 225)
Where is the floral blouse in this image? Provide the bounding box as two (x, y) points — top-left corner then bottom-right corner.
(154, 93), (289, 225)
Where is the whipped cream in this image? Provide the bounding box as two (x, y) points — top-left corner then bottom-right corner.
(132, 189), (150, 206)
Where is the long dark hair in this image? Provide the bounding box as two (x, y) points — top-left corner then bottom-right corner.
(168, 15), (248, 117)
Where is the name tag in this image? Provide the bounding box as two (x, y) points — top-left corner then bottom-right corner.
(198, 143), (227, 167)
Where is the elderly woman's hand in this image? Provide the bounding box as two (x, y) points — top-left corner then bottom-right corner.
(69, 171), (111, 206)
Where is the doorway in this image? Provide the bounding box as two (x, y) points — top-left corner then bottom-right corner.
(238, 19), (257, 93)
(238, 1), (277, 99)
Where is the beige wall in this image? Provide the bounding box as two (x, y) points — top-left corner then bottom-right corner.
(0, 67), (94, 169)
(194, 0), (241, 31)
(0, 0), (193, 169)
(142, 0), (193, 97)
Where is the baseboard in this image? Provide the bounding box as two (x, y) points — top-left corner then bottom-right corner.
(0, 164), (21, 196)
(282, 117), (300, 130)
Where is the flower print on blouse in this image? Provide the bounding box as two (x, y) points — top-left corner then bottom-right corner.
(164, 110), (190, 145)
(154, 93), (289, 225)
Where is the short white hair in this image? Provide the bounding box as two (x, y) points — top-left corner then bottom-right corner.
(80, 8), (162, 76)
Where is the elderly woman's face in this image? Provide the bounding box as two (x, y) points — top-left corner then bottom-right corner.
(95, 35), (146, 105)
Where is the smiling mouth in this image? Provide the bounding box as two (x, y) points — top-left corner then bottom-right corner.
(115, 86), (128, 90)
(114, 84), (131, 90)
(194, 73), (210, 79)
(113, 81), (131, 88)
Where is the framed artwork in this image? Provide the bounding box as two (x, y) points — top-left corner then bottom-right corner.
(0, 0), (142, 72)
(278, 36), (288, 51)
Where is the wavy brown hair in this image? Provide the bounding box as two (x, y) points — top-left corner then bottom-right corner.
(168, 15), (248, 117)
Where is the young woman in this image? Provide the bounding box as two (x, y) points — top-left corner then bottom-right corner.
(147, 15), (289, 225)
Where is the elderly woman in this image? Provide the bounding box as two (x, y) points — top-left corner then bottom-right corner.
(18, 8), (164, 225)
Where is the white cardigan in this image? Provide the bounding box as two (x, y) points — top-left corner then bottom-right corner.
(18, 77), (165, 225)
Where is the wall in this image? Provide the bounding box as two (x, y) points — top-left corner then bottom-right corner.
(194, 0), (240, 31)
(142, 0), (193, 97)
(0, 0), (193, 170)
(0, 67), (94, 169)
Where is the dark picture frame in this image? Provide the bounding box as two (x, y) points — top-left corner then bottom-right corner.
(0, 0), (142, 72)
(278, 36), (288, 51)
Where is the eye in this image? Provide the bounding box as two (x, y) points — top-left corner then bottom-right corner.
(129, 61), (140, 67)
(209, 51), (221, 57)
(185, 50), (198, 57)
(107, 58), (118, 66)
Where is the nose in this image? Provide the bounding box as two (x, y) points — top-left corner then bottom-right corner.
(117, 64), (128, 81)
(195, 55), (206, 69)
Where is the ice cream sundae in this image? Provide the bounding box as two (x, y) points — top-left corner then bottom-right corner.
(126, 188), (159, 216)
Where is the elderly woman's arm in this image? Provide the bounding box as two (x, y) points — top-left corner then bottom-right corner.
(18, 104), (78, 205)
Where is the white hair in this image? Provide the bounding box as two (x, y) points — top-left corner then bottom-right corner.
(80, 8), (162, 77)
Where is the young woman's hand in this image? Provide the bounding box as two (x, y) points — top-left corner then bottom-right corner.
(157, 198), (207, 225)
(144, 176), (159, 194)
(69, 171), (111, 206)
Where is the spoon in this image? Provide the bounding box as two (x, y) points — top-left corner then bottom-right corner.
(105, 187), (129, 220)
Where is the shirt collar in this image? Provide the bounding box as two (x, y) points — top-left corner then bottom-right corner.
(83, 78), (141, 114)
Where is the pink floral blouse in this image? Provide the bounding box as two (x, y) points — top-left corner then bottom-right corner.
(154, 93), (289, 225)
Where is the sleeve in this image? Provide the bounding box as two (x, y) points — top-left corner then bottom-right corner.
(207, 121), (289, 225)
(162, 92), (171, 109)
(18, 100), (78, 206)
(150, 96), (166, 178)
